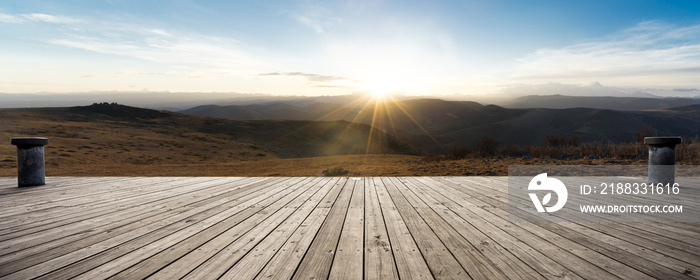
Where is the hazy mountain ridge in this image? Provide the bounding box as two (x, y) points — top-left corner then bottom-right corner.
(180, 98), (700, 153)
(504, 95), (700, 110)
(0, 92), (304, 111)
(182, 102), (357, 120)
(0, 92), (412, 111)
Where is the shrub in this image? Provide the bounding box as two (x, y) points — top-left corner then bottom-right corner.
(545, 134), (580, 147)
(474, 137), (499, 157)
(498, 144), (528, 157)
(419, 134), (700, 162)
(634, 127), (654, 143)
(322, 167), (349, 176)
(677, 136), (700, 164)
(445, 146), (470, 160)
(545, 134), (567, 147)
(421, 154), (444, 162)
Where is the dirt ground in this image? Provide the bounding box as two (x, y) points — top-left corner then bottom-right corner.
(0, 154), (647, 177)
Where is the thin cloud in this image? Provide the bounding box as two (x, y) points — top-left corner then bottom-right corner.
(23, 13), (79, 24)
(186, 75), (209, 79)
(0, 13), (79, 24)
(259, 72), (350, 82)
(115, 70), (173, 76)
(0, 13), (24, 23)
(512, 21), (700, 83)
(1, 12), (271, 76)
(295, 15), (325, 33)
(315, 84), (354, 88)
(292, 1), (340, 33)
(45, 18), (271, 73)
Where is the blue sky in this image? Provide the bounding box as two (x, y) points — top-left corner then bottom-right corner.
(1, 0), (700, 97)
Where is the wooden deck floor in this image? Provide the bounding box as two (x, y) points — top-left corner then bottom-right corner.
(0, 177), (698, 279)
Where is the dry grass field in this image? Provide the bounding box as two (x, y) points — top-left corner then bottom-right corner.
(0, 151), (644, 177)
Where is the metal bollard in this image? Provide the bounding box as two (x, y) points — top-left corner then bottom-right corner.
(644, 136), (681, 185)
(10, 137), (50, 187)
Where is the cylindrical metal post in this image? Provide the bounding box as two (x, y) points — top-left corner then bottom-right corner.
(10, 137), (50, 187)
(644, 137), (681, 185)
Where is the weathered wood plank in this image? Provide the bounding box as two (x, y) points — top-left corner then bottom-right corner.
(444, 176), (700, 279)
(364, 177), (399, 280)
(98, 178), (308, 279)
(0, 177), (264, 277)
(0, 177), (230, 237)
(491, 180), (699, 279)
(328, 178), (364, 280)
(381, 177), (469, 280)
(0, 177), (260, 267)
(390, 177), (507, 279)
(373, 177), (433, 280)
(560, 177), (700, 243)
(87, 177), (314, 280)
(436, 177), (657, 280)
(291, 177), (355, 280)
(0, 177), (171, 219)
(139, 178), (321, 280)
(254, 178), (347, 280)
(0, 177), (126, 198)
(0, 177), (232, 243)
(429, 177), (620, 279)
(405, 177), (543, 280)
(4, 178), (303, 279)
(218, 178), (340, 280)
(413, 177), (578, 279)
(0, 177), (265, 267)
(0, 176), (697, 280)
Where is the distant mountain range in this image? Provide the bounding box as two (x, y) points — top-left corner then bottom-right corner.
(0, 92), (414, 111)
(4, 91), (699, 111)
(181, 98), (700, 153)
(502, 94), (700, 110)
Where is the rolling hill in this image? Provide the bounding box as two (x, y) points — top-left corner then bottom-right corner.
(181, 98), (700, 153)
(0, 103), (423, 175)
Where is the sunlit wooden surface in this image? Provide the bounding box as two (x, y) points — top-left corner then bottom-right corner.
(0, 177), (698, 279)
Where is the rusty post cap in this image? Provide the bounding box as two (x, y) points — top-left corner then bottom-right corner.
(10, 137), (50, 146)
(643, 136), (682, 146)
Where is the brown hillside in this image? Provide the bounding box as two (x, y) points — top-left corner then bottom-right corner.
(0, 103), (422, 176)
(182, 98), (700, 154)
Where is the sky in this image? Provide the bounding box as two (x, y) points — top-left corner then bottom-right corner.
(1, 0), (700, 97)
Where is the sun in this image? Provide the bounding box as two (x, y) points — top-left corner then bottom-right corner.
(359, 73), (402, 98)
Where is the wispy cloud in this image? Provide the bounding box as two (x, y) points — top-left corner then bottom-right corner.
(258, 72), (350, 82)
(513, 21), (700, 83)
(295, 16), (325, 33)
(292, 1), (340, 33)
(114, 70), (175, 77)
(0, 13), (79, 24)
(1, 12), (273, 75)
(50, 33), (269, 72)
(0, 13), (23, 23)
(23, 13), (79, 24)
